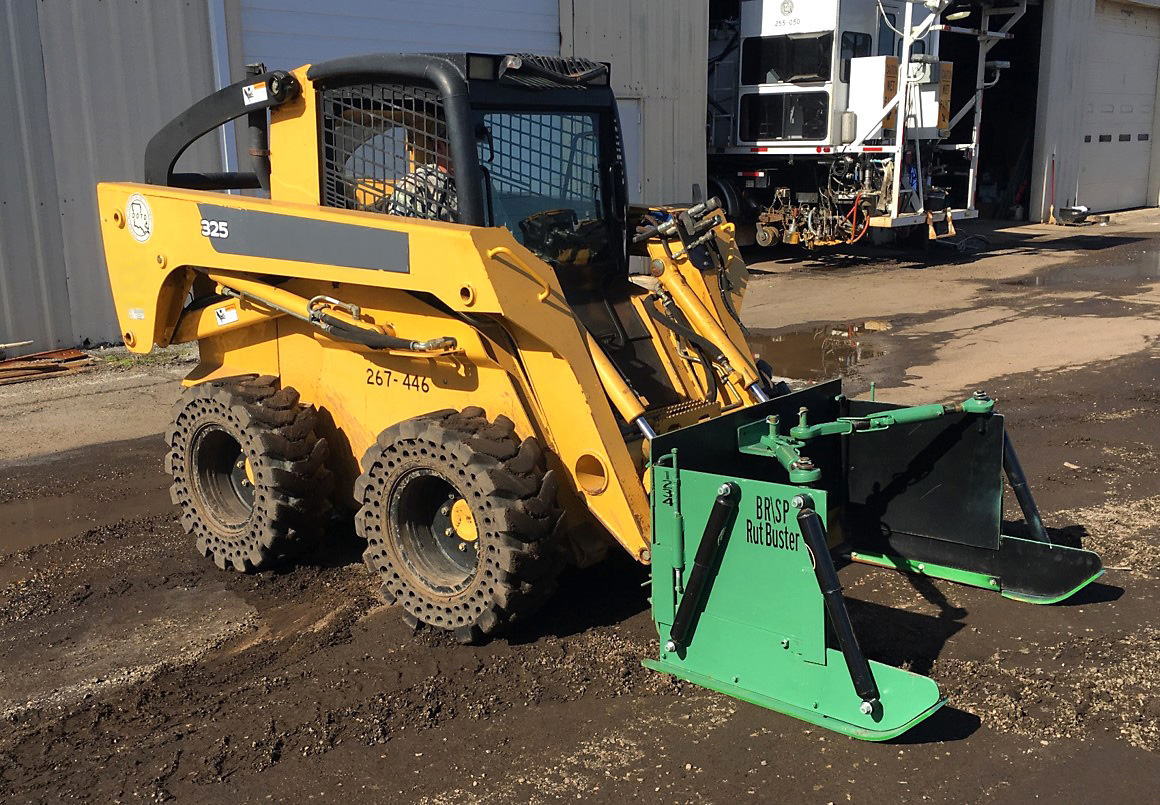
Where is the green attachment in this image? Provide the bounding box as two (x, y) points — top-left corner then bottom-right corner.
(849, 537), (1104, 605)
(962, 391), (995, 415)
(789, 393), (995, 441)
(649, 462), (945, 741)
(737, 416), (822, 484)
(649, 381), (1101, 741)
(850, 550), (1002, 591)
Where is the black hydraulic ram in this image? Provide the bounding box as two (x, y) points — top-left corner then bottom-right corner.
(794, 494), (881, 714)
(665, 482), (740, 654)
(1003, 433), (1052, 545)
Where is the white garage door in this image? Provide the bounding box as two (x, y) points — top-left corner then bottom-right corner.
(240, 0), (560, 70)
(1079, 1), (1160, 212)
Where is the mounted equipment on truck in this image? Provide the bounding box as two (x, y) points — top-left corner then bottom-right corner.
(708, 0), (1027, 246)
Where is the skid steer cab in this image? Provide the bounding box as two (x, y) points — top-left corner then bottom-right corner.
(97, 52), (1102, 741)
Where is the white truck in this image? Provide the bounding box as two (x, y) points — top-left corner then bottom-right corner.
(707, 0), (1027, 247)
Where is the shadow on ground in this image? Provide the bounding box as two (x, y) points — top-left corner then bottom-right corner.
(742, 229), (1150, 273)
(507, 551), (651, 644)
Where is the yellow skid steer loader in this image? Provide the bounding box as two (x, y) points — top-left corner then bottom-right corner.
(97, 53), (1102, 740)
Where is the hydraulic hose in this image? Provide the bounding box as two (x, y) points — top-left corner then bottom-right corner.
(848, 195), (871, 244)
(708, 238), (749, 336)
(644, 298), (724, 403)
(209, 273), (457, 354)
(644, 297), (727, 365)
(661, 293), (720, 403)
(690, 342), (719, 403)
(315, 313), (456, 352)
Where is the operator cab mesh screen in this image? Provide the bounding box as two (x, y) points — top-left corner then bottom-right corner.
(478, 111), (606, 260)
(319, 83), (458, 222)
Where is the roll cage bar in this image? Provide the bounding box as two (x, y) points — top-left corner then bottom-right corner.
(144, 52), (625, 232)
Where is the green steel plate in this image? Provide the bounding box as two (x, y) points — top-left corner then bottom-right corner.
(649, 465), (944, 741)
(644, 654), (945, 741)
(849, 547), (1105, 605)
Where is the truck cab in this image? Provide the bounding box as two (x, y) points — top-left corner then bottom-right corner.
(708, 0), (1004, 247)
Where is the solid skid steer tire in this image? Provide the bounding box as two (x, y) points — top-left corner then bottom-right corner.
(356, 407), (566, 644)
(165, 375), (333, 572)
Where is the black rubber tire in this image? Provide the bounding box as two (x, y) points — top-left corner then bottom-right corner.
(356, 407), (565, 643)
(165, 375), (333, 572)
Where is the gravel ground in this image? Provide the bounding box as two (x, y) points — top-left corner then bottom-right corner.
(1, 217), (1158, 803)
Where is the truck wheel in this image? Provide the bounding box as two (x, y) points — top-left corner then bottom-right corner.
(755, 224), (778, 248)
(166, 375), (332, 572)
(356, 407), (565, 643)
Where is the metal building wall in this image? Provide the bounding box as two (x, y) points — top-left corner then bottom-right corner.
(560, 0), (708, 206)
(1032, 0), (1160, 220)
(0, 0), (222, 357)
(0, 1), (71, 354)
(235, 0), (561, 72)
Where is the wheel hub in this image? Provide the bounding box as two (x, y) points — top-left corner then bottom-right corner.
(191, 424), (254, 527)
(449, 498), (478, 542)
(389, 469), (480, 594)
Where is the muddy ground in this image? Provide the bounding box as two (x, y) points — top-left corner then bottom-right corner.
(2, 214), (1159, 803)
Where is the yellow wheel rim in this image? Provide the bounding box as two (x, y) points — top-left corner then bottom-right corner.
(450, 498), (479, 542)
(243, 457), (256, 486)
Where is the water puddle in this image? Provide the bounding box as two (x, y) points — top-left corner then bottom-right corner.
(0, 494), (94, 555)
(1007, 252), (1160, 286)
(0, 488), (163, 558)
(748, 321), (890, 380)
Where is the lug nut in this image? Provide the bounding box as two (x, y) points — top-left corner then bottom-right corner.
(440, 505), (450, 515)
(444, 528), (453, 537)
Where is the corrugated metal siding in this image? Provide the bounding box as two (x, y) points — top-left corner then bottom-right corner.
(36, 0), (223, 347)
(0, 0), (222, 356)
(239, 0), (561, 70)
(0, 1), (72, 354)
(561, 0), (708, 205)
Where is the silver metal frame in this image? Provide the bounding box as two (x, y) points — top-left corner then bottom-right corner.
(844, 0), (1027, 227)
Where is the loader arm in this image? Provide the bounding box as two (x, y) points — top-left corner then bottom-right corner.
(97, 182), (652, 559)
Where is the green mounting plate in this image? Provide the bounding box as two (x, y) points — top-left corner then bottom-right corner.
(649, 466), (945, 741)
